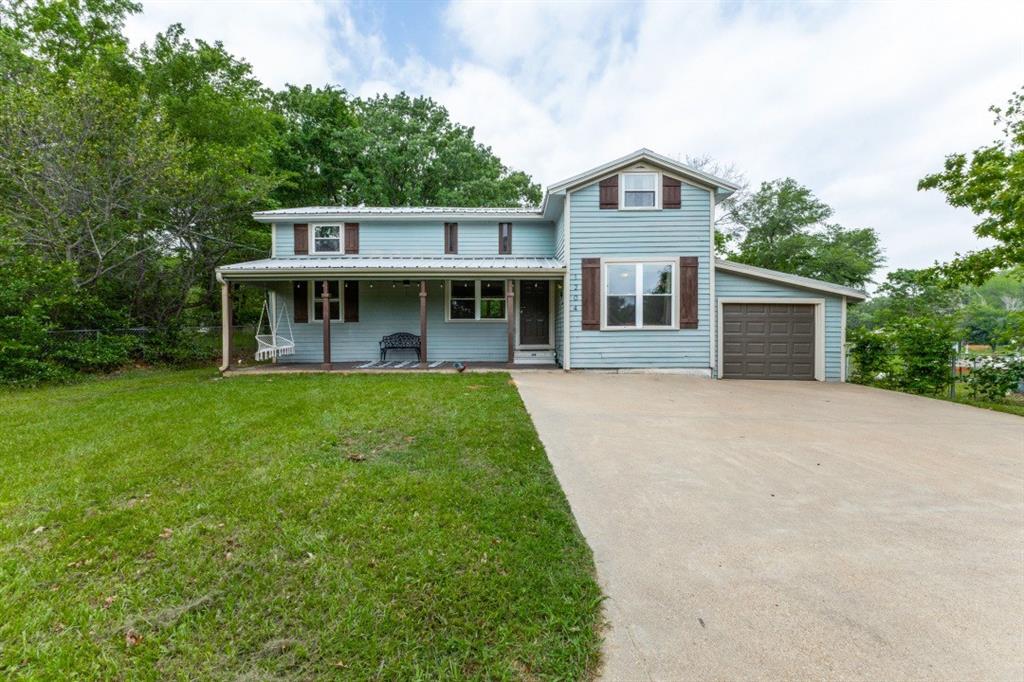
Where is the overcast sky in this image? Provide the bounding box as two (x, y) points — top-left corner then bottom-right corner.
(125, 0), (1024, 278)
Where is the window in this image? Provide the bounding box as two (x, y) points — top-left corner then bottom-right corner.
(447, 280), (507, 321)
(444, 222), (458, 254)
(313, 225), (341, 253)
(621, 172), (658, 209)
(604, 261), (675, 328)
(309, 280), (342, 321)
(498, 222), (512, 254)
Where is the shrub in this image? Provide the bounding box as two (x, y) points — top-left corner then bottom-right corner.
(848, 327), (895, 386)
(49, 334), (138, 373)
(964, 356), (1024, 401)
(890, 316), (958, 395)
(849, 316), (958, 395)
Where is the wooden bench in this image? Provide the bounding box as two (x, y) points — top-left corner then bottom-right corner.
(379, 332), (422, 362)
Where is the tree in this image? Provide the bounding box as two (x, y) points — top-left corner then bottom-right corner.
(731, 178), (883, 288)
(919, 86), (1024, 285)
(682, 154), (750, 253)
(272, 85), (360, 207)
(349, 93), (541, 207)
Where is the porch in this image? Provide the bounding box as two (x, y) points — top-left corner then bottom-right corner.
(215, 256), (565, 371)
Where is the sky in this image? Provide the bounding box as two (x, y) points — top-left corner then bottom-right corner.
(124, 0), (1024, 278)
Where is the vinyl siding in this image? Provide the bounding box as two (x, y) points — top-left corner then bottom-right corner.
(567, 181), (713, 369)
(714, 269), (844, 381)
(270, 221), (554, 257)
(269, 280), (509, 362)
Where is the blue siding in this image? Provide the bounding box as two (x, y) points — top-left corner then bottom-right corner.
(273, 223), (293, 257)
(567, 181), (713, 369)
(269, 221), (554, 257)
(269, 280), (508, 362)
(714, 269), (845, 381)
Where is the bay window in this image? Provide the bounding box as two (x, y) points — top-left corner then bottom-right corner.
(446, 280), (507, 321)
(604, 261), (675, 329)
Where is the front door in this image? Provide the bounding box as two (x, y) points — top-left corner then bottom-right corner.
(519, 280), (550, 346)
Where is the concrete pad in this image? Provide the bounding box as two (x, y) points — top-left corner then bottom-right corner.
(513, 372), (1024, 681)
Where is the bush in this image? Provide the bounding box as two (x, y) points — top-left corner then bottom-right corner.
(848, 316), (958, 396)
(890, 317), (958, 395)
(964, 356), (1024, 401)
(848, 327), (895, 386)
(49, 334), (138, 373)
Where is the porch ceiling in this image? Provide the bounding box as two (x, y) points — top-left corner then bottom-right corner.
(217, 256), (566, 281)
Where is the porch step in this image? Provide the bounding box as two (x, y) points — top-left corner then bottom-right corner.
(514, 349), (556, 365)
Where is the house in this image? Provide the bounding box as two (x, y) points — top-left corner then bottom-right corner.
(216, 149), (867, 380)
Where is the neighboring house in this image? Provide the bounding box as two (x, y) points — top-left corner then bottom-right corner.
(216, 149), (866, 380)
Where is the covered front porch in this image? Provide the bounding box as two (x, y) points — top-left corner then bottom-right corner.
(215, 256), (565, 371)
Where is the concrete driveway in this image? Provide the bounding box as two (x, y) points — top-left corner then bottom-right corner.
(513, 372), (1024, 681)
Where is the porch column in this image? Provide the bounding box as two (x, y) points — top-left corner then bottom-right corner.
(220, 280), (232, 372)
(419, 280), (428, 363)
(321, 279), (331, 369)
(506, 280), (515, 363)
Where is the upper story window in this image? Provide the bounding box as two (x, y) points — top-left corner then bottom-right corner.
(604, 260), (675, 329)
(621, 172), (659, 209)
(498, 223), (512, 254)
(446, 280), (506, 321)
(313, 225), (342, 253)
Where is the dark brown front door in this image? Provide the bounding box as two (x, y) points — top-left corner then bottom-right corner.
(721, 303), (815, 379)
(519, 281), (550, 346)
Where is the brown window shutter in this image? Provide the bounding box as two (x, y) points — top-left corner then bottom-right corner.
(498, 222), (512, 254)
(293, 223), (309, 255)
(293, 280), (309, 323)
(599, 176), (618, 209)
(663, 177), (682, 209)
(343, 280), (359, 322)
(444, 222), (458, 254)
(679, 257), (698, 329)
(344, 223), (359, 254)
(581, 258), (601, 330)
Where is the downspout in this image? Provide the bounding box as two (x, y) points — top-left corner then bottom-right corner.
(563, 192), (572, 370)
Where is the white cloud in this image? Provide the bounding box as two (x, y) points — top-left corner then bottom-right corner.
(126, 0), (1024, 277)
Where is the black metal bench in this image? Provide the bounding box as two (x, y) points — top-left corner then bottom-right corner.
(379, 332), (422, 362)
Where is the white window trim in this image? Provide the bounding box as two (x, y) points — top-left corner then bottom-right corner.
(619, 171), (661, 211)
(444, 280), (508, 323)
(311, 224), (343, 255)
(715, 297), (826, 382)
(307, 279), (343, 322)
(600, 258), (679, 331)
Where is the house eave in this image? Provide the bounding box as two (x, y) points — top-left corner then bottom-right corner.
(546, 148), (741, 197)
(715, 259), (868, 300)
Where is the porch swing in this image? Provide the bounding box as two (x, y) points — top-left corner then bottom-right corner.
(254, 294), (295, 361)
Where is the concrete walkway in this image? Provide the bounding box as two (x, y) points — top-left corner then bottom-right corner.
(513, 372), (1023, 681)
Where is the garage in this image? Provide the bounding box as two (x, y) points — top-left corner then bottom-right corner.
(721, 302), (815, 379)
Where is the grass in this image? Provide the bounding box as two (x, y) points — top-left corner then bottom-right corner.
(0, 369), (602, 680)
(946, 388), (1024, 417)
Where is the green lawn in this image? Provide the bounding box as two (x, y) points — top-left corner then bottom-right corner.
(0, 370), (602, 680)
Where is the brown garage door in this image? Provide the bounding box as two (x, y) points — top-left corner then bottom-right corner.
(721, 303), (815, 379)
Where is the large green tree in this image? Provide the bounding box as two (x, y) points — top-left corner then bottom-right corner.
(919, 86), (1024, 285)
(731, 177), (883, 288)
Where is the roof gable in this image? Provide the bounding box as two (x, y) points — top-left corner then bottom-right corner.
(546, 148), (741, 198)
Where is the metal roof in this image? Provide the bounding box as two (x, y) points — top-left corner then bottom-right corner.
(715, 259), (868, 300)
(217, 256), (565, 280)
(252, 206), (544, 222)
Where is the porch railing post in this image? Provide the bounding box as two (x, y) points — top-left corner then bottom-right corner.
(506, 280), (515, 364)
(321, 279), (331, 369)
(419, 280), (428, 363)
(220, 280), (232, 372)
